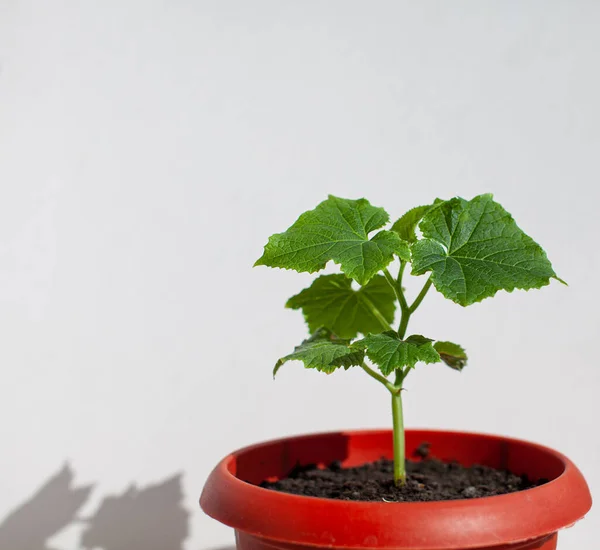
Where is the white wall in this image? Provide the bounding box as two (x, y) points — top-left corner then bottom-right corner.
(1, 1), (598, 549)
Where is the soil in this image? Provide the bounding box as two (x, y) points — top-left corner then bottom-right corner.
(260, 445), (546, 502)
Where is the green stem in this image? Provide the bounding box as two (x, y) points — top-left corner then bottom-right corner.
(391, 387), (405, 485)
(395, 262), (409, 312)
(409, 277), (432, 314)
(397, 309), (410, 340)
(360, 362), (395, 392)
(383, 268), (404, 309)
(394, 367), (407, 387)
(383, 265), (432, 486)
(395, 261), (411, 339)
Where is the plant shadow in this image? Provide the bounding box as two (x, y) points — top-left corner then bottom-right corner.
(0, 464), (189, 550)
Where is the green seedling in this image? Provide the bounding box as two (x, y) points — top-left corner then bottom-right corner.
(255, 194), (562, 485)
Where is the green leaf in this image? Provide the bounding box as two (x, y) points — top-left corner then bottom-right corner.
(286, 274), (396, 339)
(352, 332), (441, 376)
(391, 204), (433, 243)
(274, 328), (364, 376)
(411, 194), (561, 306)
(255, 195), (410, 285)
(433, 341), (467, 371)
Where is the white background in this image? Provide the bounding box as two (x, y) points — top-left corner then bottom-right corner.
(1, 1), (599, 549)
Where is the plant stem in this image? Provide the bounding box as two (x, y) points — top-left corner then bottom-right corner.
(360, 362), (395, 392)
(380, 265), (433, 486)
(395, 262), (409, 312)
(391, 387), (406, 485)
(383, 268), (404, 308)
(394, 367), (407, 387)
(393, 261), (411, 339)
(397, 309), (410, 340)
(409, 277), (433, 314)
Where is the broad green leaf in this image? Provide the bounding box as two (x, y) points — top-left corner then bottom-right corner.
(274, 328), (364, 376)
(411, 194), (561, 306)
(352, 332), (441, 376)
(255, 195), (410, 285)
(286, 274), (396, 339)
(433, 341), (467, 371)
(391, 204), (433, 243)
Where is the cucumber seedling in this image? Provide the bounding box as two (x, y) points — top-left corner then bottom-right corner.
(255, 194), (562, 485)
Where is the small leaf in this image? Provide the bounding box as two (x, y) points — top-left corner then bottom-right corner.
(255, 195), (410, 285)
(274, 328), (364, 376)
(286, 274), (396, 339)
(352, 332), (441, 376)
(411, 194), (561, 306)
(433, 341), (467, 371)
(391, 204), (433, 243)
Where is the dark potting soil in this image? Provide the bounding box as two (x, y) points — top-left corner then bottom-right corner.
(260, 445), (546, 502)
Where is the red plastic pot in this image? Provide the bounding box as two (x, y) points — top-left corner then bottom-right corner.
(201, 429), (591, 550)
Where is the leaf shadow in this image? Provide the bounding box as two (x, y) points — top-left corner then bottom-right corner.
(80, 473), (189, 550)
(0, 463), (91, 550)
(0, 464), (190, 550)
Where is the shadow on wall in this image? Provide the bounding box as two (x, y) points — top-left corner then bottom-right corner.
(0, 464), (189, 550)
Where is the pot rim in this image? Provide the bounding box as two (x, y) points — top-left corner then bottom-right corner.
(200, 428), (592, 549)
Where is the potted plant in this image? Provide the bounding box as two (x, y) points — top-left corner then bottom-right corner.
(201, 194), (591, 550)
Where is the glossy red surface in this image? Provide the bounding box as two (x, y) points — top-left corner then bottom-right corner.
(200, 430), (591, 550)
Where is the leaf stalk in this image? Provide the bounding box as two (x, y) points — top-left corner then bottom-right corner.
(360, 295), (394, 332)
(409, 277), (433, 314)
(360, 362), (396, 393)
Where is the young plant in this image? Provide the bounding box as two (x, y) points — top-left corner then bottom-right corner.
(255, 194), (562, 485)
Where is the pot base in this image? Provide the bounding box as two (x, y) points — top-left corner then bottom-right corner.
(236, 531), (557, 550)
